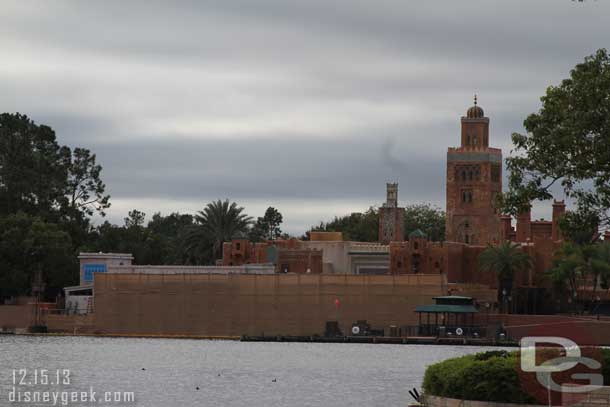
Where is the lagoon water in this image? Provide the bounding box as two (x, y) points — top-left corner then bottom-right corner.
(0, 336), (502, 406)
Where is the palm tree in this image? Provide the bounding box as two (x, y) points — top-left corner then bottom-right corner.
(479, 241), (532, 313)
(185, 200), (252, 263)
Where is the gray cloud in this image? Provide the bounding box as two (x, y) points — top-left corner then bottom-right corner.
(1, 0), (607, 233)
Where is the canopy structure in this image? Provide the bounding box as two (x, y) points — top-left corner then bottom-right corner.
(415, 295), (479, 336)
(415, 304), (478, 313)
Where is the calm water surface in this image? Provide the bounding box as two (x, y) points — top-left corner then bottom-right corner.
(0, 336), (504, 406)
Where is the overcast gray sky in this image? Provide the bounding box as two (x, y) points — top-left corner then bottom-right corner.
(2, 1), (609, 234)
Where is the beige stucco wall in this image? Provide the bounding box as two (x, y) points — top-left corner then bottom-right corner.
(299, 241), (389, 274)
(300, 241), (350, 273)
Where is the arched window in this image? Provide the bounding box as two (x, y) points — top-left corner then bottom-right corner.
(461, 171), (466, 181)
(473, 135), (478, 146)
(464, 235), (470, 244)
(414, 242), (419, 250)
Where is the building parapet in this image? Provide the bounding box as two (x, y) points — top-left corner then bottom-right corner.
(107, 264), (276, 275)
(447, 146), (502, 154)
(447, 149), (502, 163)
(347, 242), (389, 253)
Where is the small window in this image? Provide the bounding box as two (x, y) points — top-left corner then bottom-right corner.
(236, 242), (241, 250)
(414, 242), (419, 250)
(462, 190), (473, 203)
(465, 235), (470, 244)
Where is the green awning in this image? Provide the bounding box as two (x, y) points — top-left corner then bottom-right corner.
(415, 304), (478, 313)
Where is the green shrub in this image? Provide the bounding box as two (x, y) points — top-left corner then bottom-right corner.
(474, 350), (510, 361)
(423, 351), (536, 404)
(424, 348), (610, 403)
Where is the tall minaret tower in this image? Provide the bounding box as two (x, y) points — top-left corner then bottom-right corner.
(379, 183), (405, 244)
(445, 96), (502, 244)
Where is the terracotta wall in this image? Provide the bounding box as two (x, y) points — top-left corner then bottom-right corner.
(276, 249), (323, 274)
(93, 273), (443, 336)
(472, 313), (610, 345)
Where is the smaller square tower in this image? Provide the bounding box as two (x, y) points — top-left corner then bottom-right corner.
(379, 183), (405, 244)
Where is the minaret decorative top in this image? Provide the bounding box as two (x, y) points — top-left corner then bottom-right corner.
(466, 94), (484, 118)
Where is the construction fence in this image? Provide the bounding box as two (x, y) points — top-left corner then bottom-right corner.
(94, 273), (444, 337)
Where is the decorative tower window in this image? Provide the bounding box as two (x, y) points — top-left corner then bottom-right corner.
(455, 165), (481, 183)
(462, 190), (473, 203)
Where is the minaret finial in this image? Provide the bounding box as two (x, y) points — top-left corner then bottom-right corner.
(474, 94), (478, 106)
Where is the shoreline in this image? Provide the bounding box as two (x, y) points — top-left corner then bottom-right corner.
(3, 331), (519, 346)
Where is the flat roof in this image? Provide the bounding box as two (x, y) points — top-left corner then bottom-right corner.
(64, 284), (93, 292)
(78, 252), (134, 259)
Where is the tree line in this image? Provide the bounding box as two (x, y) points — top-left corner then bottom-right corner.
(308, 204), (446, 242)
